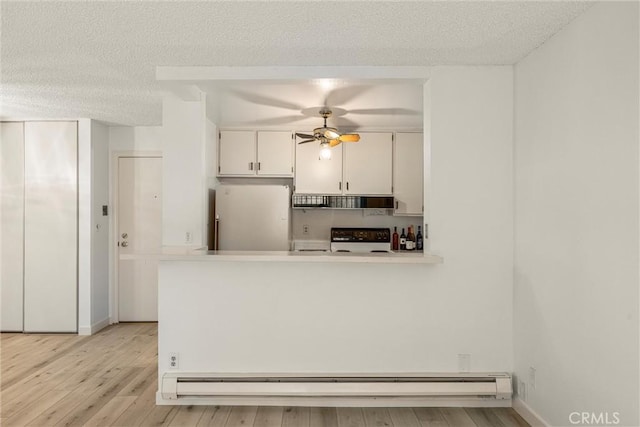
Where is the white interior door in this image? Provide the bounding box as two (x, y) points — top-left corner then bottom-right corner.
(1, 122), (25, 331)
(24, 121), (78, 333)
(118, 157), (162, 322)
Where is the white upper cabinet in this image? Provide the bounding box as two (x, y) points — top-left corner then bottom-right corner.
(343, 132), (393, 195)
(218, 130), (294, 177)
(218, 130), (255, 176)
(256, 131), (294, 176)
(393, 132), (423, 215)
(295, 132), (393, 195)
(295, 139), (343, 194)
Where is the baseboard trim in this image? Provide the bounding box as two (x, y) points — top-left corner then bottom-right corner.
(156, 391), (512, 407)
(78, 318), (110, 336)
(513, 397), (550, 427)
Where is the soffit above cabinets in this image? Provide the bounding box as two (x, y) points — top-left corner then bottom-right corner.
(199, 80), (424, 131)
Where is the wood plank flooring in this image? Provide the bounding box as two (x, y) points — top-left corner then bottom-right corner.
(1, 323), (529, 427)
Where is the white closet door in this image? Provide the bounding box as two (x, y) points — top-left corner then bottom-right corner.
(1, 122), (25, 331)
(24, 121), (78, 332)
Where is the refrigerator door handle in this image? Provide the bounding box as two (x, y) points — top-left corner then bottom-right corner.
(214, 216), (220, 251)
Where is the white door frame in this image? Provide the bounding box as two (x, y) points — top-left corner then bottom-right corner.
(109, 151), (162, 324)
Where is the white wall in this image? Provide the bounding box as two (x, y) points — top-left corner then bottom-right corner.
(77, 119), (92, 334)
(107, 124), (163, 322)
(0, 122), (25, 331)
(514, 3), (639, 426)
(292, 210), (421, 241)
(78, 119), (111, 335)
(159, 67), (515, 378)
(90, 121), (109, 328)
(109, 125), (163, 152)
(161, 95), (207, 247)
(429, 65), (514, 371)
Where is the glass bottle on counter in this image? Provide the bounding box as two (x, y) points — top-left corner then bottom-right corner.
(392, 227), (399, 251)
(406, 226), (415, 250)
(400, 228), (406, 250)
(416, 226), (423, 251)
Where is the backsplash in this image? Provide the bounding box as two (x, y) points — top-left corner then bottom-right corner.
(292, 209), (424, 241)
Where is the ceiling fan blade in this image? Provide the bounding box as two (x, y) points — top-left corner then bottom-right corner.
(347, 108), (421, 116)
(295, 133), (315, 139)
(339, 133), (360, 142)
(297, 139), (317, 144)
(324, 85), (372, 107)
(251, 115), (306, 126)
(301, 106), (347, 118)
(335, 117), (360, 128)
(329, 139), (342, 148)
(231, 89), (303, 111)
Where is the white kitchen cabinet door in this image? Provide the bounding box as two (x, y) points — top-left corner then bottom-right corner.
(257, 131), (293, 176)
(343, 132), (393, 195)
(295, 139), (343, 194)
(394, 132), (424, 215)
(24, 121), (78, 333)
(218, 130), (255, 176)
(1, 122), (25, 332)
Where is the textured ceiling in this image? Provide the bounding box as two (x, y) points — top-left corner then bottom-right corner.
(0, 1), (592, 126)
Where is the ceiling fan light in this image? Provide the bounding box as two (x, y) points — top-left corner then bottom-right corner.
(319, 141), (332, 160)
(324, 128), (340, 139)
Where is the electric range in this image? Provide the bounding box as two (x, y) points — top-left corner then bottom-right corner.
(330, 227), (392, 253)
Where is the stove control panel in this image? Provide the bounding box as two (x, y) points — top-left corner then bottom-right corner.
(330, 228), (391, 243)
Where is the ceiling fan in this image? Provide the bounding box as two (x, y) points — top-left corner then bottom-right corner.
(295, 108), (361, 148)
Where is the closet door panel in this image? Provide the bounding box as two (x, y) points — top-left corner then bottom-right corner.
(1, 122), (25, 331)
(24, 121), (77, 332)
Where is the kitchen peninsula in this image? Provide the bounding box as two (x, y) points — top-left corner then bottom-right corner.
(155, 248), (477, 407)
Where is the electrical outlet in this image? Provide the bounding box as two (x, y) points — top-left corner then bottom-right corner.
(457, 354), (471, 372)
(529, 366), (536, 390)
(185, 231), (193, 244)
(169, 352), (179, 369)
(303, 224), (310, 235)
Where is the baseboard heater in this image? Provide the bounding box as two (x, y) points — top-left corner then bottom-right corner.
(160, 373), (512, 404)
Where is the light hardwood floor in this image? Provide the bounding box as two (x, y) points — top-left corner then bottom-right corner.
(1, 323), (529, 427)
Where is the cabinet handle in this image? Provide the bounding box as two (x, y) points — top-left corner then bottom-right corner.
(395, 201), (399, 209)
(339, 182), (342, 190)
(346, 182), (349, 191)
(249, 162), (254, 171)
(257, 162), (261, 171)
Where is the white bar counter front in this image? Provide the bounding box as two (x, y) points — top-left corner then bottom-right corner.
(157, 247), (453, 405)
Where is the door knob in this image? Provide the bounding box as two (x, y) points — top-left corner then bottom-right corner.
(121, 241), (129, 247)
(121, 232), (128, 238)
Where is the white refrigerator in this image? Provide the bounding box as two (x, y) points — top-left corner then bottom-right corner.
(214, 185), (290, 251)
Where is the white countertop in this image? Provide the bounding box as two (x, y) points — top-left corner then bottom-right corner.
(122, 247), (443, 264)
